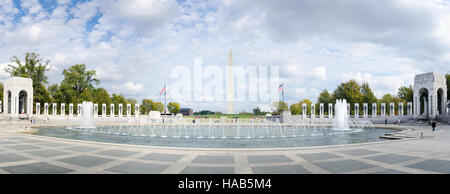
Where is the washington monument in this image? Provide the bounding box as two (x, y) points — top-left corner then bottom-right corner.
(226, 49), (234, 114)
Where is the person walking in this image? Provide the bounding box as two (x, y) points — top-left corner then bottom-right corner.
(431, 120), (437, 132)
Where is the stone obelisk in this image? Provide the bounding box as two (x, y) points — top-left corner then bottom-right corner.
(226, 49), (234, 114)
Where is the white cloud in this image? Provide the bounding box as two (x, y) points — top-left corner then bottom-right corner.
(1, 0), (449, 112)
(112, 82), (143, 95)
(0, 62), (10, 79)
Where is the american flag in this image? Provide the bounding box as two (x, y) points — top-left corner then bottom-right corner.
(160, 84), (166, 95)
(278, 83), (284, 92)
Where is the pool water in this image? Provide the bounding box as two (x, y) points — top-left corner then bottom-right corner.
(32, 126), (397, 148)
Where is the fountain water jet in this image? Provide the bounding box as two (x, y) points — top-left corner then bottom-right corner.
(334, 99), (349, 130)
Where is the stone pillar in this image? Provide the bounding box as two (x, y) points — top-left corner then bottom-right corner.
(423, 97), (427, 116)
(311, 104), (315, 118)
(61, 103), (65, 116)
(69, 104), (73, 117)
(94, 104), (98, 117)
(319, 103), (324, 118)
(381, 103), (386, 117)
(398, 102), (404, 116)
(355, 103), (359, 118)
(0, 101), (2, 113)
(135, 104), (140, 118)
(77, 104), (82, 117)
(36, 103), (40, 115)
(110, 104), (115, 117)
(52, 103), (57, 116)
(372, 103), (377, 117)
(127, 104), (131, 118)
(390, 103), (395, 116)
(328, 103), (333, 118)
(302, 103), (306, 119)
(407, 102), (412, 116)
(118, 104), (123, 117)
(102, 104), (106, 117)
(44, 103), (49, 115)
(363, 103), (368, 118)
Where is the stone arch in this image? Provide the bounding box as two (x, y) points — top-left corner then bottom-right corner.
(413, 72), (447, 119)
(419, 88), (429, 116)
(3, 77), (33, 119)
(19, 90), (28, 114)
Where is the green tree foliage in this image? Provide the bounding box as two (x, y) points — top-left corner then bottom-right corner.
(397, 85), (413, 102)
(289, 103), (302, 115)
(79, 88), (94, 102)
(139, 99), (168, 114)
(378, 94), (405, 115)
(141, 99), (154, 114)
(253, 106), (262, 115)
(61, 64), (99, 96)
(126, 98), (138, 114)
(290, 99), (312, 115)
(93, 88), (111, 105)
(332, 80), (364, 115)
(167, 102), (180, 114)
(271, 101), (288, 114)
(361, 82), (378, 113)
(299, 99), (312, 115)
(110, 93), (127, 114)
(5, 52), (50, 89)
(153, 102), (164, 112)
(446, 74), (450, 99)
(4, 52), (52, 108)
(0, 82), (3, 105)
(317, 89), (334, 113)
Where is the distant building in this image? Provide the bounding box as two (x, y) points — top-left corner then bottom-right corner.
(179, 108), (193, 116)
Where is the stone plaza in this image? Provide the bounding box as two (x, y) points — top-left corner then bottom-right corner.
(0, 122), (449, 174)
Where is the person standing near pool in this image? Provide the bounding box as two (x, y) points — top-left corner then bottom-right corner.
(431, 120), (437, 132)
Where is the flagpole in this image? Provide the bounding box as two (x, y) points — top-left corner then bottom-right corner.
(164, 83), (167, 114)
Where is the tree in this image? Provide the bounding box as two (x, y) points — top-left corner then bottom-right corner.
(61, 64), (100, 96)
(153, 102), (164, 112)
(167, 102), (180, 114)
(378, 94), (404, 115)
(333, 80), (363, 115)
(289, 103), (301, 115)
(361, 82), (378, 114)
(272, 101), (288, 114)
(0, 82), (3, 106)
(126, 98), (138, 114)
(5, 52), (52, 109)
(317, 89), (334, 114)
(397, 85), (413, 102)
(141, 99), (154, 114)
(94, 88), (111, 105)
(5, 52), (50, 89)
(253, 106), (262, 115)
(48, 84), (60, 101)
(298, 99), (313, 115)
(110, 94), (127, 115)
(446, 74), (450, 99)
(79, 88), (94, 102)
(33, 83), (53, 113)
(57, 83), (77, 104)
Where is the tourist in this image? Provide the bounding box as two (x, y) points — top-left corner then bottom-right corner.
(432, 120), (437, 132)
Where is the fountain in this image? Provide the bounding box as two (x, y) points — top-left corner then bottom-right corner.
(334, 99), (349, 130)
(79, 101), (96, 129)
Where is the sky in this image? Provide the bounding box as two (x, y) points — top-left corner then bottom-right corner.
(1, 0), (450, 112)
